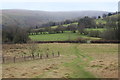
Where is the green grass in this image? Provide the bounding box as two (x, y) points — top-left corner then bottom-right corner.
(29, 32), (78, 41)
(63, 24), (70, 26)
(95, 19), (106, 24)
(34, 43), (96, 78)
(63, 44), (95, 78)
(51, 26), (58, 28)
(3, 43), (118, 78)
(72, 22), (78, 25)
(33, 43), (118, 78)
(85, 28), (106, 32)
(51, 22), (78, 29)
(29, 32), (101, 41)
(80, 35), (101, 40)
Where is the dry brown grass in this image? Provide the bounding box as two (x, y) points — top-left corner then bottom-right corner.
(2, 43), (118, 78)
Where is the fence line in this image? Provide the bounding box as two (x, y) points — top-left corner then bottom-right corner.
(34, 40), (120, 43)
(2, 52), (60, 64)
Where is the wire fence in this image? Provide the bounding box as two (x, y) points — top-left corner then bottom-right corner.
(1, 52), (60, 64)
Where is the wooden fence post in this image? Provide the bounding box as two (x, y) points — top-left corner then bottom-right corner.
(2, 57), (5, 63)
(52, 52), (54, 57)
(40, 54), (42, 59)
(30, 55), (32, 60)
(38, 53), (39, 58)
(32, 55), (35, 60)
(13, 56), (16, 63)
(46, 53), (48, 58)
(58, 51), (60, 57)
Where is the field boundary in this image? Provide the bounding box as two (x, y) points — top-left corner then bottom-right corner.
(33, 40), (120, 43)
(1, 52), (60, 64)
(3, 40), (120, 44)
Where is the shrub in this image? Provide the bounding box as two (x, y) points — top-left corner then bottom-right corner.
(83, 30), (89, 35)
(88, 30), (101, 37)
(100, 29), (118, 40)
(75, 37), (88, 43)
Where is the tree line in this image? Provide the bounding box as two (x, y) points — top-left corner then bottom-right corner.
(2, 25), (30, 43)
(30, 15), (119, 40)
(2, 12), (119, 43)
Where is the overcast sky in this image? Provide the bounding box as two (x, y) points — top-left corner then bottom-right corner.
(0, 0), (119, 12)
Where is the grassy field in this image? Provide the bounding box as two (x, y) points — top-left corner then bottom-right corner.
(3, 43), (118, 78)
(51, 22), (78, 29)
(95, 19), (106, 24)
(85, 28), (106, 32)
(29, 32), (101, 41)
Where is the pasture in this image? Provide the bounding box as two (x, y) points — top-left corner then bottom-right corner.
(85, 28), (106, 32)
(29, 32), (101, 41)
(2, 43), (118, 78)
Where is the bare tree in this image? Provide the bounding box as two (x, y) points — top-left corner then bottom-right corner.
(27, 42), (39, 59)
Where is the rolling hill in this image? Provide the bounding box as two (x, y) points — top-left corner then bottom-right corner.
(1, 9), (109, 28)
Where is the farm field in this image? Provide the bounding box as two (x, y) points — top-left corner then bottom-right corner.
(29, 32), (101, 41)
(95, 19), (106, 24)
(85, 28), (106, 32)
(51, 22), (78, 28)
(2, 43), (118, 78)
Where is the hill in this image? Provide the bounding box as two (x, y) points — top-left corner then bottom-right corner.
(1, 9), (109, 28)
